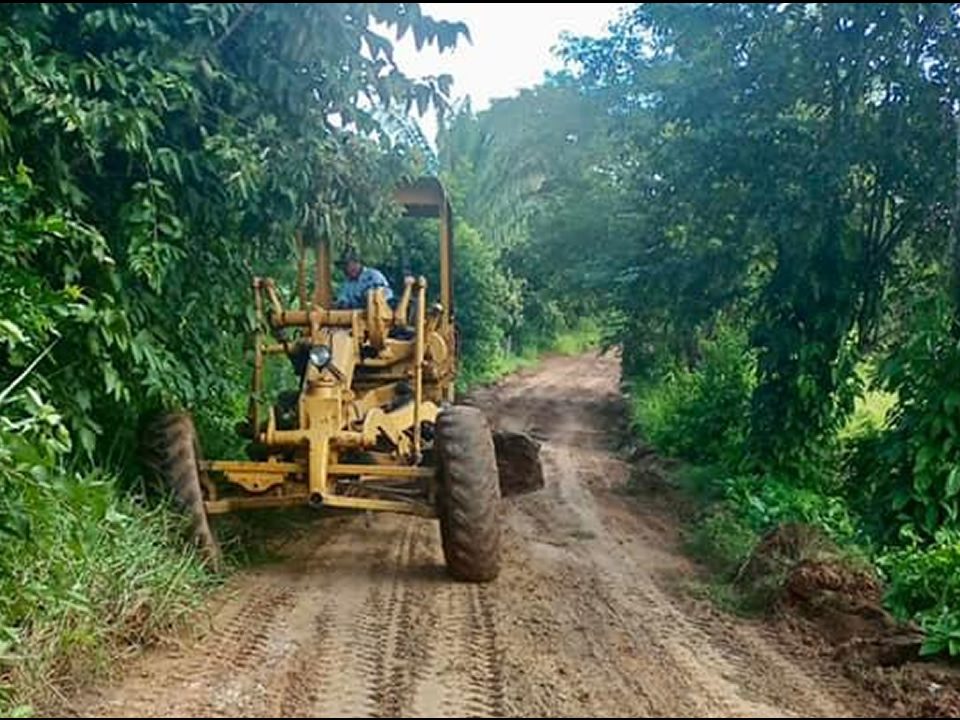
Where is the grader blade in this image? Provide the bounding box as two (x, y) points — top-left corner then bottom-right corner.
(493, 430), (544, 497)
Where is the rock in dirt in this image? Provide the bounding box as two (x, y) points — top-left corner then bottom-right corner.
(493, 430), (544, 497)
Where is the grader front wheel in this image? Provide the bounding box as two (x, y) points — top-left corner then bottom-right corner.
(143, 413), (222, 571)
(436, 406), (502, 582)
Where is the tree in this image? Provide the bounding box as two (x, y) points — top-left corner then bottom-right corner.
(566, 3), (960, 472)
(0, 3), (467, 463)
(438, 76), (615, 349)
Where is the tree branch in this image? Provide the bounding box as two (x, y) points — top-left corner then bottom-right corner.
(0, 340), (59, 407)
(214, 3), (260, 51)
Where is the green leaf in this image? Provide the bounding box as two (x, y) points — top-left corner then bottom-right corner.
(78, 426), (96, 455)
(915, 444), (936, 473)
(892, 486), (911, 511)
(945, 391), (960, 413)
(921, 636), (947, 656)
(947, 467), (960, 498)
(942, 500), (958, 522)
(924, 502), (939, 534)
(0, 319), (27, 346)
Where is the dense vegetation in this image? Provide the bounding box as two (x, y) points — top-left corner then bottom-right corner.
(435, 2), (960, 660)
(8, 0), (960, 710)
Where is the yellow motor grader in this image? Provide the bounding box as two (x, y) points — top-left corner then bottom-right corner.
(144, 178), (541, 582)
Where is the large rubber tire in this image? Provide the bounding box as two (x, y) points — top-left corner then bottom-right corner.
(142, 413), (222, 571)
(436, 405), (502, 582)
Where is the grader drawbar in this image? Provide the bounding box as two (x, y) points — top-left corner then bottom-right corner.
(143, 178), (543, 582)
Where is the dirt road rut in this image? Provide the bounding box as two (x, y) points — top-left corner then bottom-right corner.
(71, 352), (875, 718)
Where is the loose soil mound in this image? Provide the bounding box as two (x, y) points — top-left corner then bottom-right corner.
(493, 430), (545, 497)
(738, 524), (922, 666)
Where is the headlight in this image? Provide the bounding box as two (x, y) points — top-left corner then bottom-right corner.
(309, 344), (332, 368)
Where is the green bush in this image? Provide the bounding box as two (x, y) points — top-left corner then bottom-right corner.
(677, 465), (860, 570)
(686, 509), (757, 577)
(844, 293), (960, 545)
(718, 473), (857, 543)
(838, 380), (896, 443)
(552, 318), (603, 356)
(629, 323), (755, 465)
(0, 391), (211, 712)
(879, 533), (960, 656)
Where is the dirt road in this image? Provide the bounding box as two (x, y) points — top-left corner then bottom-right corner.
(70, 352), (875, 718)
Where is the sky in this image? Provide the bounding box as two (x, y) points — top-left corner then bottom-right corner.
(387, 3), (626, 142)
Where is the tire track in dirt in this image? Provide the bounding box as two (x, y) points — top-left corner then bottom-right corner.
(373, 524), (430, 718)
(466, 587), (506, 717)
(409, 582), (505, 718)
(357, 523), (415, 718)
(275, 610), (329, 717)
(76, 578), (299, 718)
(297, 522), (409, 719)
(200, 584), (298, 716)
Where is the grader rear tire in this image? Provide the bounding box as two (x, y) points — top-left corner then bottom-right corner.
(436, 406), (501, 582)
(143, 413), (222, 571)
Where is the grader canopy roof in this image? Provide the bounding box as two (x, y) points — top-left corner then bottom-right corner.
(393, 177), (454, 316)
(394, 177), (451, 218)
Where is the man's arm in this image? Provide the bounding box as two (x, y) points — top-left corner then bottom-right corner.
(365, 268), (393, 302)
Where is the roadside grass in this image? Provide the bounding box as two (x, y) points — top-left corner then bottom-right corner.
(621, 344), (890, 623)
(459, 318), (604, 392)
(0, 471), (215, 716)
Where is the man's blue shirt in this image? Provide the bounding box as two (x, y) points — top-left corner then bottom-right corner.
(336, 267), (393, 309)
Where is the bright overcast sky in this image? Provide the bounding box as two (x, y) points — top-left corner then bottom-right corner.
(388, 3), (626, 141)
